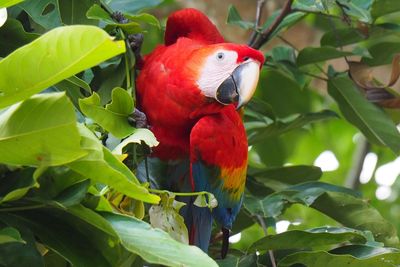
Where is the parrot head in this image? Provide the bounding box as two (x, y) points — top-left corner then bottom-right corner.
(188, 43), (264, 109)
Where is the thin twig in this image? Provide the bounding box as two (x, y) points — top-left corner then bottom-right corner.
(256, 215), (277, 267)
(248, 0), (266, 46)
(251, 0), (294, 49)
(345, 135), (370, 190)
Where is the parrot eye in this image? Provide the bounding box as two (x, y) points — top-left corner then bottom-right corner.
(216, 52), (225, 61)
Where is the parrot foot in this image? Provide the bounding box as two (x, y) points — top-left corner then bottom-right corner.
(129, 108), (148, 128)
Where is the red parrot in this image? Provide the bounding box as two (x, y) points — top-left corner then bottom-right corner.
(136, 8), (264, 255)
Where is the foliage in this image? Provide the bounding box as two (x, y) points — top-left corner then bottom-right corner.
(0, 0), (400, 266)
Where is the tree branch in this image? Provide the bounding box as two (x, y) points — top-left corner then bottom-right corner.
(345, 135), (370, 190)
(256, 215), (277, 267)
(250, 0), (294, 49)
(248, 0), (266, 46)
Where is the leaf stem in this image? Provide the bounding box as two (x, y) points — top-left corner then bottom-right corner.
(148, 188), (211, 197)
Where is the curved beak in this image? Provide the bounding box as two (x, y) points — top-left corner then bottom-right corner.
(216, 60), (260, 109)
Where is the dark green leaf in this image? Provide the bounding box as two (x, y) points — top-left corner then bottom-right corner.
(54, 179), (90, 207)
(297, 46), (353, 66)
(320, 28), (366, 47)
(59, 0), (100, 25)
(19, 0), (62, 29)
(249, 227), (367, 253)
(371, 0), (400, 18)
(249, 165), (322, 185)
(0, 18), (39, 58)
(362, 42), (400, 66)
(0, 224), (43, 267)
(0, 168), (35, 203)
(247, 110), (338, 144)
(328, 76), (400, 153)
(279, 247), (400, 267)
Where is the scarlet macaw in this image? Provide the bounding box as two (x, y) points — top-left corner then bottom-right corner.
(136, 8), (264, 255)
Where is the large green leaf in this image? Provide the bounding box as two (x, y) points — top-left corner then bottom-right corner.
(249, 227), (367, 253)
(0, 210), (115, 267)
(0, 93), (87, 166)
(328, 76), (400, 153)
(0, 18), (38, 57)
(297, 46), (353, 66)
(362, 42), (400, 66)
(371, 0), (400, 18)
(278, 247), (400, 267)
(103, 212), (218, 267)
(320, 28), (366, 47)
(79, 88), (135, 138)
(67, 124), (160, 204)
(0, 25), (125, 108)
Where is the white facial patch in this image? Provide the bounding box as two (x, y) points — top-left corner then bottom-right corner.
(196, 50), (238, 98)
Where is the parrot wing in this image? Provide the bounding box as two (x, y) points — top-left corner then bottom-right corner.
(165, 8), (224, 46)
(187, 105), (248, 254)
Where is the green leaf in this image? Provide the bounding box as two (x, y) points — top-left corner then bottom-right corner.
(0, 93), (87, 166)
(320, 28), (366, 47)
(19, 0), (62, 29)
(297, 46), (353, 66)
(362, 42), (400, 66)
(226, 5), (254, 29)
(109, 0), (163, 14)
(113, 128), (159, 154)
(59, 0), (99, 25)
(371, 0), (400, 18)
(54, 179), (90, 207)
(103, 212), (218, 267)
(246, 110), (338, 144)
(0, 227), (25, 244)
(250, 165), (322, 185)
(328, 76), (400, 153)
(124, 13), (160, 28)
(67, 124), (160, 204)
(149, 194), (188, 244)
(0, 224), (43, 267)
(0, 209), (117, 267)
(0, 168), (36, 203)
(312, 192), (399, 247)
(66, 75), (91, 93)
(0, 0), (24, 8)
(86, 3), (117, 24)
(79, 88), (134, 138)
(0, 25), (125, 108)
(278, 247), (400, 267)
(249, 227), (367, 253)
(261, 10), (306, 40)
(0, 18), (38, 58)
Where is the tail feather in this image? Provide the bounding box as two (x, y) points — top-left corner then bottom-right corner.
(180, 197), (213, 252)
